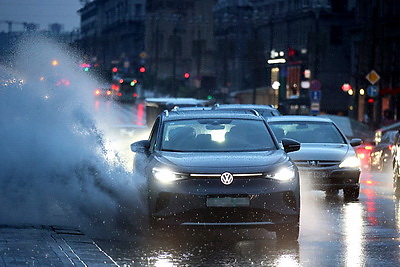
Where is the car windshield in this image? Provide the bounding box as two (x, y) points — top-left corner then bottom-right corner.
(269, 121), (346, 144)
(161, 119), (276, 152)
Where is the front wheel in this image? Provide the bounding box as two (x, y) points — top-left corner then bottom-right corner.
(393, 164), (400, 197)
(275, 223), (299, 242)
(343, 185), (360, 200)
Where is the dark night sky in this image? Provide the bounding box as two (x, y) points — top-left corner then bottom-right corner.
(0, 0), (81, 32)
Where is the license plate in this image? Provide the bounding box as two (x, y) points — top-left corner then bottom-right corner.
(311, 171), (329, 179)
(206, 197), (250, 207)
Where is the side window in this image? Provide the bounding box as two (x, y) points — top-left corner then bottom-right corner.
(148, 117), (161, 152)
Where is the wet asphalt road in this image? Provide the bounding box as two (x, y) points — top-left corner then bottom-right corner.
(94, 170), (400, 267)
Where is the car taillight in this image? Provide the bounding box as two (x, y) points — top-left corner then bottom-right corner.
(95, 89), (101, 95)
(389, 145), (393, 151)
(365, 146), (373, 150)
(118, 92), (123, 96)
(133, 93), (138, 97)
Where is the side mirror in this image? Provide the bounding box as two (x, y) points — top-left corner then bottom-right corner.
(282, 138), (301, 153)
(131, 140), (150, 153)
(350, 138), (362, 147)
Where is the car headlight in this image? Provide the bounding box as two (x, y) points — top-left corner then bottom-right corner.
(266, 165), (296, 181)
(152, 167), (184, 183)
(339, 156), (361, 168)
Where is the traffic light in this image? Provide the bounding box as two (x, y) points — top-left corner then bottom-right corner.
(112, 67), (118, 73)
(184, 72), (190, 79)
(139, 66), (146, 73)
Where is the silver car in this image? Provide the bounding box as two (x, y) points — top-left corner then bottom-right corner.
(267, 116), (362, 200)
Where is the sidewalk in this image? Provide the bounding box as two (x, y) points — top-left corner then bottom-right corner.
(0, 225), (118, 266)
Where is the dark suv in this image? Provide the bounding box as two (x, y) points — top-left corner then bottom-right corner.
(130, 107), (301, 241)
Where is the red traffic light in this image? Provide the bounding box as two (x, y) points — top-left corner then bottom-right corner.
(112, 67), (118, 73)
(139, 67), (146, 73)
(184, 72), (190, 79)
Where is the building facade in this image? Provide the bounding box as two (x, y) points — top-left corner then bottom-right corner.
(78, 0), (146, 78)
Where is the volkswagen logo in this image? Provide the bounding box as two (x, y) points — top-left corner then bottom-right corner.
(220, 172), (234, 185)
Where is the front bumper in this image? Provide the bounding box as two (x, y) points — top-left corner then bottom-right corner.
(298, 167), (360, 190)
(147, 176), (300, 229)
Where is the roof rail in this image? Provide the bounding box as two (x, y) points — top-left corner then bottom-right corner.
(248, 109), (260, 116)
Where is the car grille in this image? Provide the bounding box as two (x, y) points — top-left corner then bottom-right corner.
(294, 160), (341, 168)
(189, 173), (263, 179)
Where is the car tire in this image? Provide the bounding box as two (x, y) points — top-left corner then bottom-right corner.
(343, 185), (360, 200)
(275, 223), (299, 242)
(393, 165), (400, 197)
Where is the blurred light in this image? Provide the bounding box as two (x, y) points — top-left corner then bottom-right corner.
(139, 67), (146, 73)
(111, 84), (119, 90)
(39, 77), (45, 81)
(268, 58), (286, 64)
(367, 98), (375, 103)
(348, 89), (354, 95)
(106, 90), (112, 96)
(272, 81), (280, 90)
(133, 93), (138, 97)
(359, 88), (365, 95)
(184, 72), (190, 79)
(304, 69), (311, 78)
(365, 145), (373, 150)
(117, 92), (122, 96)
(207, 95), (213, 100)
(112, 67), (118, 73)
(342, 83), (352, 92)
(130, 81), (136, 86)
(301, 81), (310, 89)
(119, 79), (124, 84)
(95, 89), (101, 95)
(51, 60), (59, 66)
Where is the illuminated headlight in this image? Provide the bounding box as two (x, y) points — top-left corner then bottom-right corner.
(339, 156), (361, 169)
(152, 167), (184, 183)
(266, 166), (296, 181)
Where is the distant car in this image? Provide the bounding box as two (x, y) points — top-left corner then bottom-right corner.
(369, 130), (398, 172)
(131, 108), (301, 240)
(215, 104), (281, 119)
(94, 87), (112, 98)
(268, 116), (362, 200)
(144, 98), (209, 127)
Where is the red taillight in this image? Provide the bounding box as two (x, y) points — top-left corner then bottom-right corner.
(133, 93), (138, 97)
(389, 145), (393, 151)
(118, 92), (122, 96)
(111, 84), (119, 90)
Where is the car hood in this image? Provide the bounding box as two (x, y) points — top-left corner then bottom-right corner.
(154, 150), (289, 173)
(288, 143), (352, 161)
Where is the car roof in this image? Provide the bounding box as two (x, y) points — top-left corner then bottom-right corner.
(216, 104), (277, 110)
(267, 115), (334, 123)
(161, 107), (265, 121)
